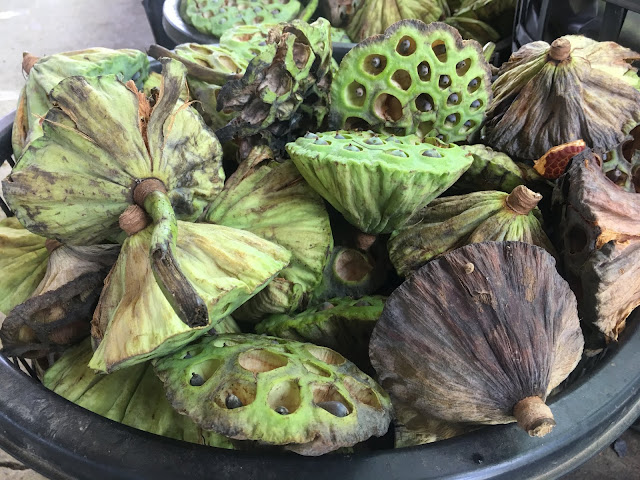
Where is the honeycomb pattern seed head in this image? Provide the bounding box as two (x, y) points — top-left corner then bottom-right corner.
(181, 0), (303, 38)
(286, 130), (473, 234)
(329, 20), (492, 142)
(153, 333), (392, 455)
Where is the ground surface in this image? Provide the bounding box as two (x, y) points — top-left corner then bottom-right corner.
(0, 1), (639, 479)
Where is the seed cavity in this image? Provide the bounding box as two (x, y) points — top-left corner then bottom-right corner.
(344, 144), (361, 151)
(447, 93), (460, 105)
(314, 138), (329, 145)
(471, 99), (482, 109)
(365, 136), (384, 145)
(432, 41), (447, 62)
(276, 406), (289, 415)
(422, 149), (442, 158)
(396, 36), (416, 56)
(416, 93), (434, 112)
(364, 54), (387, 75)
(468, 78), (480, 92)
(334, 133), (346, 139)
(389, 149), (408, 157)
(304, 132), (318, 139)
(190, 373), (205, 386)
(439, 75), (451, 88)
(225, 394), (243, 409)
(418, 61), (431, 80)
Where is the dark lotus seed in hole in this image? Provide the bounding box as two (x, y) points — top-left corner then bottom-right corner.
(190, 373), (205, 386)
(446, 114), (457, 123)
(471, 100), (481, 109)
(448, 93), (459, 105)
(436, 134), (445, 140)
(396, 36), (416, 56)
(423, 149), (442, 158)
(364, 54), (387, 75)
(418, 62), (430, 79)
(371, 57), (381, 68)
(226, 394), (243, 409)
(258, 41), (266, 46)
(365, 136), (384, 145)
(344, 144), (360, 151)
(183, 351), (193, 359)
(439, 75), (451, 88)
(314, 138), (329, 145)
(464, 120), (473, 128)
(456, 60), (466, 70)
(316, 401), (350, 417)
(305, 132), (318, 139)
(335, 133), (346, 139)
(468, 78), (479, 89)
(356, 87), (365, 97)
(389, 149), (408, 157)
(276, 406), (289, 415)
(416, 93), (433, 112)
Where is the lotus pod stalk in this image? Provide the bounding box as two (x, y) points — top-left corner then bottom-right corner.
(330, 20), (492, 143)
(153, 333), (392, 455)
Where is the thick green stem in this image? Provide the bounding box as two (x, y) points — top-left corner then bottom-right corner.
(143, 190), (209, 328)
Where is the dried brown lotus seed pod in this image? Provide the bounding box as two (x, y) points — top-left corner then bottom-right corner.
(370, 241), (584, 437)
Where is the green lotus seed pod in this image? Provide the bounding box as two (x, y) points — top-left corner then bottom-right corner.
(89, 221), (290, 373)
(331, 27), (353, 43)
(44, 339), (234, 448)
(153, 333), (392, 455)
(388, 185), (556, 276)
(286, 130), (473, 234)
(0, 243), (119, 358)
(181, 0), (303, 38)
(203, 146), (332, 322)
(0, 217), (48, 316)
(255, 295), (385, 372)
(12, 48), (149, 159)
(330, 20), (492, 142)
(219, 24), (274, 52)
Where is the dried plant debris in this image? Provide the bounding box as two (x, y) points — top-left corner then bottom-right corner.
(533, 140), (586, 180)
(215, 18), (334, 152)
(255, 295), (385, 372)
(370, 241), (583, 437)
(0, 243), (119, 358)
(203, 146), (333, 322)
(12, 48), (149, 159)
(445, 0), (516, 45)
(286, 131), (473, 234)
(89, 219), (290, 373)
(0, 217), (48, 315)
(44, 339), (234, 448)
(389, 185), (556, 276)
(485, 36), (640, 160)
(552, 149), (640, 339)
(153, 333), (392, 455)
(330, 20), (492, 142)
(602, 125), (640, 193)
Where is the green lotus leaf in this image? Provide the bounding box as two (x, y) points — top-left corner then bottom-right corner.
(153, 333), (392, 455)
(4, 59), (224, 246)
(485, 35), (640, 160)
(44, 339), (234, 448)
(89, 221), (290, 373)
(0, 217), (48, 315)
(203, 146), (332, 321)
(12, 48), (149, 159)
(286, 130), (473, 234)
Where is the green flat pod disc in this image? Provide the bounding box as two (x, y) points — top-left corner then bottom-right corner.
(286, 130), (473, 234)
(89, 221), (291, 373)
(330, 20), (492, 142)
(44, 339), (234, 448)
(154, 333), (392, 455)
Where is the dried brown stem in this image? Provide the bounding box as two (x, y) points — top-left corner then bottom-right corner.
(133, 178), (167, 207)
(505, 185), (542, 215)
(513, 396), (556, 437)
(119, 205), (150, 235)
(548, 38), (571, 62)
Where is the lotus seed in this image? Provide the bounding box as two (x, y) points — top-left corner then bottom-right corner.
(422, 149), (442, 158)
(419, 63), (430, 77)
(471, 100), (481, 109)
(446, 114), (457, 123)
(371, 56), (382, 69)
(417, 96), (433, 112)
(275, 406), (290, 415)
(456, 60), (466, 70)
(344, 144), (360, 151)
(183, 351), (193, 359)
(258, 41), (267, 46)
(190, 373), (205, 386)
(304, 132), (318, 139)
(314, 139), (329, 145)
(387, 136), (401, 143)
(464, 120), (473, 127)
(334, 133), (346, 139)
(365, 137), (384, 145)
(271, 9), (280, 14)
(319, 302), (335, 310)
(448, 93), (459, 104)
(436, 134), (445, 140)
(469, 78), (479, 88)
(439, 75), (451, 88)
(355, 87), (365, 97)
(390, 149), (408, 157)
(316, 401), (349, 417)
(225, 394), (243, 409)
(399, 39), (412, 54)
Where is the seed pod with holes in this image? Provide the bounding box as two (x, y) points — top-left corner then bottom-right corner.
(330, 20), (492, 143)
(255, 295), (385, 372)
(12, 48), (148, 159)
(153, 333), (392, 455)
(180, 0), (307, 38)
(370, 241), (584, 437)
(388, 185), (556, 276)
(44, 339), (234, 448)
(286, 130), (473, 234)
(202, 146), (333, 322)
(3, 59), (225, 327)
(0, 243), (119, 358)
(601, 125), (640, 193)
(0, 217), (48, 316)
(485, 36), (640, 160)
(89, 219), (290, 373)
(552, 149), (640, 340)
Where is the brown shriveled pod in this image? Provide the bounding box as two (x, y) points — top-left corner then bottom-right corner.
(370, 241), (584, 437)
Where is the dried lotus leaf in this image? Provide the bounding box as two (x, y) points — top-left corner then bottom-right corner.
(90, 222), (291, 373)
(153, 333), (392, 455)
(44, 339), (233, 448)
(370, 241), (583, 436)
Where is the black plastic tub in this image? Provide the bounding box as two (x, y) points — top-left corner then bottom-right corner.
(161, 0), (356, 61)
(1, 108), (640, 479)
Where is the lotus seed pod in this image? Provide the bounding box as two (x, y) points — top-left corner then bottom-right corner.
(89, 221), (290, 373)
(11, 48), (149, 159)
(255, 296), (385, 373)
(215, 18), (334, 153)
(181, 0), (304, 38)
(389, 185), (556, 276)
(601, 127), (640, 192)
(370, 241), (584, 437)
(552, 149), (640, 340)
(203, 146), (332, 322)
(393, 400), (473, 447)
(44, 339), (234, 449)
(153, 333), (392, 455)
(0, 217), (48, 316)
(0, 244), (119, 358)
(286, 130), (473, 234)
(345, 1), (445, 42)
(219, 24), (274, 52)
(330, 20), (492, 142)
(331, 27), (353, 43)
(485, 36), (640, 160)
